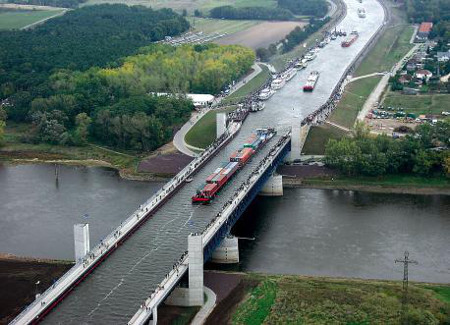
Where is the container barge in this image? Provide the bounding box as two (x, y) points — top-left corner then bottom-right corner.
(303, 71), (320, 92)
(192, 128), (276, 203)
(341, 30), (359, 47)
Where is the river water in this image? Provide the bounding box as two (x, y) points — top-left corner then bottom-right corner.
(234, 189), (450, 284)
(0, 164), (162, 260)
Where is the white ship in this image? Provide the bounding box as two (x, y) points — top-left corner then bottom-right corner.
(283, 68), (297, 82)
(258, 88), (275, 100)
(304, 52), (317, 61)
(294, 61), (306, 70)
(271, 76), (286, 90)
(250, 101), (265, 112)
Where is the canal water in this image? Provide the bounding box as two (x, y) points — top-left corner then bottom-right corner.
(0, 164), (162, 260)
(233, 189), (450, 284)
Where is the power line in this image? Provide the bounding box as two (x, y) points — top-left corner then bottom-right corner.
(395, 251), (418, 325)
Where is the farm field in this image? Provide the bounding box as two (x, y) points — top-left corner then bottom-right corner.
(216, 21), (306, 49)
(382, 92), (450, 116)
(0, 9), (63, 30)
(188, 17), (260, 35)
(84, 0), (276, 12)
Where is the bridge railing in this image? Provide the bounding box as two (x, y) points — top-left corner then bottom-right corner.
(11, 119), (242, 325)
(128, 132), (291, 325)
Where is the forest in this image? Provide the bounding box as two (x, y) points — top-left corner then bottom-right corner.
(282, 17), (330, 52)
(19, 44), (254, 150)
(278, 0), (328, 17)
(0, 4), (190, 117)
(324, 122), (450, 177)
(209, 5), (294, 20)
(6, 0), (86, 8)
(404, 0), (449, 23)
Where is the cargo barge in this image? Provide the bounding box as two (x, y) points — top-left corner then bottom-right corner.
(192, 128), (276, 203)
(341, 30), (359, 47)
(303, 71), (320, 92)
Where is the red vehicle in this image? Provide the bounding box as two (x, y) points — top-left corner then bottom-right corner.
(341, 31), (358, 47)
(192, 128), (276, 204)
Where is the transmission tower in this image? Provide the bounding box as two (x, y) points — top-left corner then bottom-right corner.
(395, 251), (418, 325)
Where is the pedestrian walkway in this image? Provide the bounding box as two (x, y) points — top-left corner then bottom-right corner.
(191, 287), (217, 325)
(325, 120), (351, 132)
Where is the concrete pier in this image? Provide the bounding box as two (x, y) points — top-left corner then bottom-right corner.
(259, 174), (283, 196)
(211, 235), (239, 264)
(166, 234), (204, 306)
(288, 124), (310, 161)
(74, 224), (90, 262)
(216, 113), (227, 138)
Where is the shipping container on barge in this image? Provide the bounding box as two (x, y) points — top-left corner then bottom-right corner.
(192, 128), (276, 203)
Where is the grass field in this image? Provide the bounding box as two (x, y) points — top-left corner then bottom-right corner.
(0, 9), (63, 30)
(329, 76), (382, 128)
(85, 0), (276, 12)
(382, 92), (450, 116)
(302, 124), (347, 155)
(232, 274), (450, 324)
(302, 174), (450, 188)
(184, 107), (235, 149)
(355, 24), (414, 77)
(188, 17), (260, 35)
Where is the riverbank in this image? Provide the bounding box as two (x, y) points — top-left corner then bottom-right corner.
(0, 255), (73, 324)
(205, 271), (449, 324)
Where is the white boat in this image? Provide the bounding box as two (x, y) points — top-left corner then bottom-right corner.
(303, 71), (320, 92)
(258, 88), (275, 100)
(250, 101), (265, 112)
(185, 177), (193, 183)
(304, 53), (317, 61)
(283, 68), (297, 82)
(271, 77), (286, 90)
(294, 61), (306, 70)
(357, 8), (366, 18)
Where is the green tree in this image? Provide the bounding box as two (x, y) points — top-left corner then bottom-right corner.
(0, 120), (5, 146)
(74, 113), (92, 145)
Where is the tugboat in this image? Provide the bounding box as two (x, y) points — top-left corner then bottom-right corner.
(303, 71), (320, 92)
(341, 30), (358, 47)
(258, 87), (275, 100)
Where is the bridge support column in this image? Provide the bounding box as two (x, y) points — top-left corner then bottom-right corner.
(74, 223), (90, 262)
(259, 174), (283, 196)
(149, 306), (157, 325)
(287, 124), (310, 161)
(166, 234), (204, 307)
(216, 113), (227, 138)
(211, 235), (239, 264)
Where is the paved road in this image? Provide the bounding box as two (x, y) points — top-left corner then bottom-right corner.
(172, 63), (263, 156)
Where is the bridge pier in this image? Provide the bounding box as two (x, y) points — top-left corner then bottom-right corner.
(148, 307), (157, 325)
(166, 234), (204, 307)
(259, 174), (283, 196)
(287, 123), (310, 161)
(211, 235), (239, 264)
(74, 223), (90, 262)
(216, 112), (227, 138)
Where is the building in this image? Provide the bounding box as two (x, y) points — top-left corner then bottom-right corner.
(437, 51), (450, 62)
(153, 93), (215, 109)
(398, 74), (412, 84)
(415, 69), (433, 81)
(416, 22), (433, 41)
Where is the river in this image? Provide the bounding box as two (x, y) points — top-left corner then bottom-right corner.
(234, 189), (450, 284)
(0, 164), (162, 260)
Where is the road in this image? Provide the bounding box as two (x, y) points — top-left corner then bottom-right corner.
(172, 63), (262, 156)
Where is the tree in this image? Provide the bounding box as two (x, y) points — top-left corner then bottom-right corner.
(256, 47), (271, 61)
(194, 9), (202, 17)
(182, 9), (187, 17)
(0, 120), (5, 146)
(74, 113), (92, 145)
